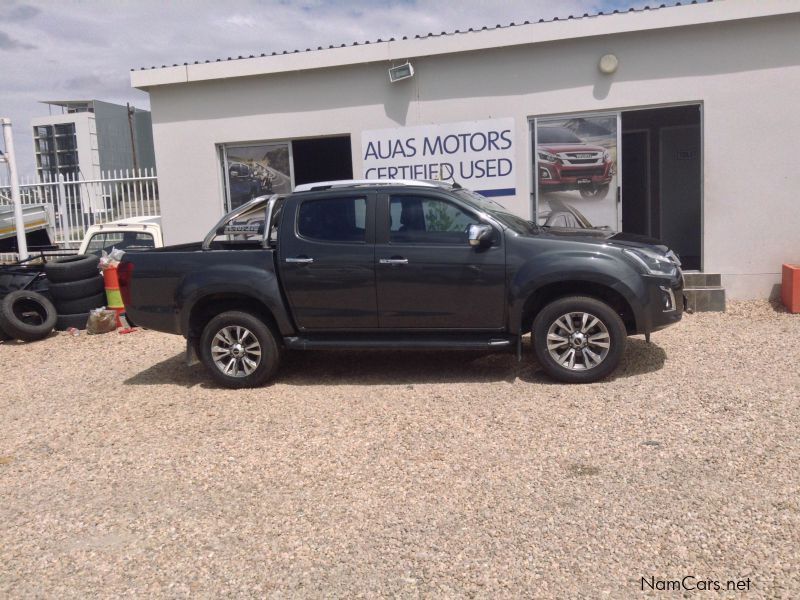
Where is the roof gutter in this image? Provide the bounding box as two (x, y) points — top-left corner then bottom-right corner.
(131, 0), (800, 90)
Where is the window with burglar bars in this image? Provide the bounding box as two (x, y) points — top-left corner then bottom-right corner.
(33, 123), (80, 184)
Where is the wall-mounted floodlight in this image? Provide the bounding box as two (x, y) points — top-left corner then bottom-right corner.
(598, 54), (619, 75)
(389, 62), (414, 83)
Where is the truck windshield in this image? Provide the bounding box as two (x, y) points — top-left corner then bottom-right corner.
(537, 127), (584, 144)
(454, 189), (538, 235)
(86, 231), (155, 256)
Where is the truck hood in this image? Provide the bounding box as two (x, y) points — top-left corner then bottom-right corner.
(538, 227), (669, 253)
(539, 143), (607, 154)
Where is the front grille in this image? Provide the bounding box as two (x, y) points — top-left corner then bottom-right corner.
(564, 153), (601, 159)
(565, 158), (599, 165)
(562, 167), (604, 178)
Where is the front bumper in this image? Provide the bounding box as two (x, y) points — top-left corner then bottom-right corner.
(637, 272), (684, 335)
(538, 161), (614, 187)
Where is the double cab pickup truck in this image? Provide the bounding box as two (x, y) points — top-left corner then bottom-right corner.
(119, 180), (683, 388)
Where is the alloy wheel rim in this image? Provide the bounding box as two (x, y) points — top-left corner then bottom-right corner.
(211, 325), (262, 377)
(546, 312), (610, 371)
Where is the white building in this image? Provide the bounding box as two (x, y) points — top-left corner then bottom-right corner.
(132, 0), (800, 300)
(31, 100), (155, 212)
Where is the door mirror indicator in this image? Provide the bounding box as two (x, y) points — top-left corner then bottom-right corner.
(468, 223), (492, 247)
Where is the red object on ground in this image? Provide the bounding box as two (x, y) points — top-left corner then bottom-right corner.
(782, 264), (800, 313)
(110, 306), (125, 328)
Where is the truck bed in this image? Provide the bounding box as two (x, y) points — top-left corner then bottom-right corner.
(123, 245), (281, 336)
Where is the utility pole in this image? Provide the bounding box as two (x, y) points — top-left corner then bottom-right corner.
(1, 118), (29, 261)
(127, 103), (139, 172)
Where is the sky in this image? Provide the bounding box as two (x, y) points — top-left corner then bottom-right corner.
(1, 0), (654, 176)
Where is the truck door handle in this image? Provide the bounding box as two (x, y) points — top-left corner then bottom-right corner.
(379, 257), (409, 265)
(286, 256), (314, 264)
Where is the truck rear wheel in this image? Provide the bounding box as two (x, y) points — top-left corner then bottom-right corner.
(199, 311), (280, 388)
(532, 296), (626, 383)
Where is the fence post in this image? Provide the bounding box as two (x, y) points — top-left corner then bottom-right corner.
(1, 118), (29, 260)
(57, 173), (68, 245)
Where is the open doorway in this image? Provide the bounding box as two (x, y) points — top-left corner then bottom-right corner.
(621, 105), (701, 270)
(220, 135), (353, 212)
(292, 135), (353, 186)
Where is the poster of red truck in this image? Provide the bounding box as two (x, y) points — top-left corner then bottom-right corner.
(535, 115), (618, 229)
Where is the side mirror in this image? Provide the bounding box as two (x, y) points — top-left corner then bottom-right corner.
(468, 223), (492, 247)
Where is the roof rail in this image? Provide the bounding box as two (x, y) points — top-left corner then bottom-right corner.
(293, 179), (443, 192)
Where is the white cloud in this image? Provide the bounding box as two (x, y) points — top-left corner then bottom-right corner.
(0, 0), (652, 175)
(224, 15), (257, 28)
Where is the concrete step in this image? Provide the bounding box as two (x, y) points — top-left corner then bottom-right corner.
(684, 286), (726, 312)
(683, 271), (721, 287)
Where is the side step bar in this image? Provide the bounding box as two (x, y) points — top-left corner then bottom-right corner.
(283, 335), (513, 351)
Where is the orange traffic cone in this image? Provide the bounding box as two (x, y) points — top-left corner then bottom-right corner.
(103, 264), (125, 327)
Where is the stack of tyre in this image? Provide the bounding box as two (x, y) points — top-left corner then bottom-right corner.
(44, 255), (106, 331)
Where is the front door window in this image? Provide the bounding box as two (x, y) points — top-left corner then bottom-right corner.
(389, 196), (479, 245)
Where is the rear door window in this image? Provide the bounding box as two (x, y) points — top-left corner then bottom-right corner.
(297, 197), (367, 243)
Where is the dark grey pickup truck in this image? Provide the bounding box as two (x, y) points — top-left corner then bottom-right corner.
(119, 180), (683, 388)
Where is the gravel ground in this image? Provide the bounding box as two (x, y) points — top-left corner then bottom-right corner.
(1, 301), (799, 598)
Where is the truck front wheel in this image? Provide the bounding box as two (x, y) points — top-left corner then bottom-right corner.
(532, 296), (626, 383)
(200, 311), (281, 388)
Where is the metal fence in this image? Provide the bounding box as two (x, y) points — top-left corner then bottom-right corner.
(0, 168), (159, 248)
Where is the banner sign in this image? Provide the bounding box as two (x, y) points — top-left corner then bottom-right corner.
(361, 118), (515, 197)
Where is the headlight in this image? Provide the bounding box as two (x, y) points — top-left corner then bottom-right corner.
(603, 150), (610, 162)
(623, 247), (677, 276)
(538, 151), (560, 163)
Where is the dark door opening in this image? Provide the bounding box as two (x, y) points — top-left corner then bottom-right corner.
(621, 131), (649, 237)
(621, 105), (701, 270)
(292, 136), (353, 186)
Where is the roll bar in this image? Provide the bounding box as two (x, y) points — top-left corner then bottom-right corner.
(201, 194), (280, 250)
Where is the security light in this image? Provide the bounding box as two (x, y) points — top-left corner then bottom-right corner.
(598, 54), (619, 74)
(388, 62), (414, 83)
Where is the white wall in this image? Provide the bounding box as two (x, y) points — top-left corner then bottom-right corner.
(146, 13), (800, 299)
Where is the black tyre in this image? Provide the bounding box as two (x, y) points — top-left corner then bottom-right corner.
(48, 274), (105, 302)
(532, 296), (626, 384)
(0, 290), (57, 342)
(200, 311), (281, 389)
(579, 183), (610, 200)
(55, 291), (106, 315)
(0, 326), (12, 342)
(55, 312), (90, 331)
(44, 254), (100, 283)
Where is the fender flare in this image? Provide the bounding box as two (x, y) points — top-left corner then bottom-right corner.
(177, 265), (294, 336)
(508, 254), (646, 333)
